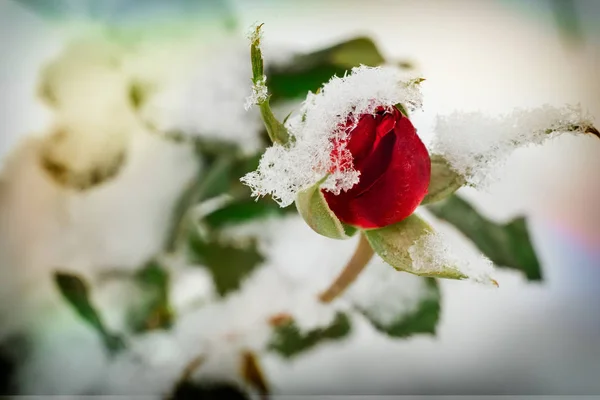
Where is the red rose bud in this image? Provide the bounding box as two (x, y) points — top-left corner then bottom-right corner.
(323, 107), (431, 229)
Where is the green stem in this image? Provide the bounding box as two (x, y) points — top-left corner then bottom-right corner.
(250, 23), (290, 145)
(259, 99), (289, 144)
(319, 233), (374, 303)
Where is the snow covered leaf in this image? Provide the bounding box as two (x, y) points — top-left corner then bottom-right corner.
(347, 264), (441, 338)
(35, 34), (139, 190)
(431, 105), (598, 188)
(296, 180), (354, 240)
(374, 278), (440, 338)
(268, 37), (385, 103)
(187, 231), (265, 297)
(427, 195), (542, 281)
(129, 261), (173, 332)
(420, 154), (466, 205)
(268, 313), (351, 359)
(364, 215), (464, 280)
(54, 272), (125, 354)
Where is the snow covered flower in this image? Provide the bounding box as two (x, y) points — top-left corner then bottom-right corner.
(37, 34), (139, 190)
(241, 24), (598, 288)
(323, 106), (430, 229)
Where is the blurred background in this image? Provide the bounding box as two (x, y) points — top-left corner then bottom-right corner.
(0, 0), (599, 396)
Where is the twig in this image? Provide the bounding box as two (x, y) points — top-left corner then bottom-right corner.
(319, 233), (374, 303)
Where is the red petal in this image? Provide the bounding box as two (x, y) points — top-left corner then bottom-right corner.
(323, 111), (430, 229)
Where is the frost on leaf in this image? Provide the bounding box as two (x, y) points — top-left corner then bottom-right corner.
(408, 231), (496, 285)
(345, 258), (440, 337)
(431, 104), (596, 187)
(241, 65), (424, 206)
(244, 75), (268, 111)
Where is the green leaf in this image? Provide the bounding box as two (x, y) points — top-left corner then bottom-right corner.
(203, 198), (293, 229)
(427, 195), (542, 280)
(363, 214), (466, 280)
(164, 155), (236, 252)
(187, 231), (265, 297)
(268, 37), (385, 103)
(268, 313), (351, 359)
(421, 154), (466, 205)
(322, 37), (386, 68)
(54, 272), (125, 354)
(129, 260), (173, 333)
(296, 180), (353, 240)
(357, 278), (441, 338)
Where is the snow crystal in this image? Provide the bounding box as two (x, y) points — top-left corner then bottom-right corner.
(247, 22), (264, 46)
(345, 256), (436, 327)
(244, 75), (268, 111)
(431, 104), (595, 187)
(408, 231), (495, 285)
(242, 65), (424, 206)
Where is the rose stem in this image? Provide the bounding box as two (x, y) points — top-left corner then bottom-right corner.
(319, 233), (374, 303)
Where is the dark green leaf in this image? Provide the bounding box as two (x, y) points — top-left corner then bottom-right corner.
(54, 272), (125, 354)
(427, 195), (542, 281)
(358, 278), (441, 338)
(268, 37), (385, 103)
(129, 260), (173, 333)
(203, 198), (288, 229)
(268, 313), (351, 359)
(187, 232), (265, 297)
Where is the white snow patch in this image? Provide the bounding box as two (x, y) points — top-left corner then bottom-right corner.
(244, 75), (268, 110)
(140, 42), (263, 153)
(345, 256), (436, 327)
(408, 231), (495, 285)
(432, 104), (595, 187)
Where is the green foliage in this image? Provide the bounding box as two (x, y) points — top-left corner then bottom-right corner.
(129, 260), (173, 333)
(187, 231), (265, 297)
(268, 37), (385, 103)
(427, 195), (542, 281)
(364, 214), (466, 280)
(268, 313), (351, 359)
(54, 272), (125, 354)
(203, 199), (286, 229)
(358, 278), (441, 338)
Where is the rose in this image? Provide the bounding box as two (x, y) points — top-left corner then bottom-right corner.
(322, 107), (431, 229)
